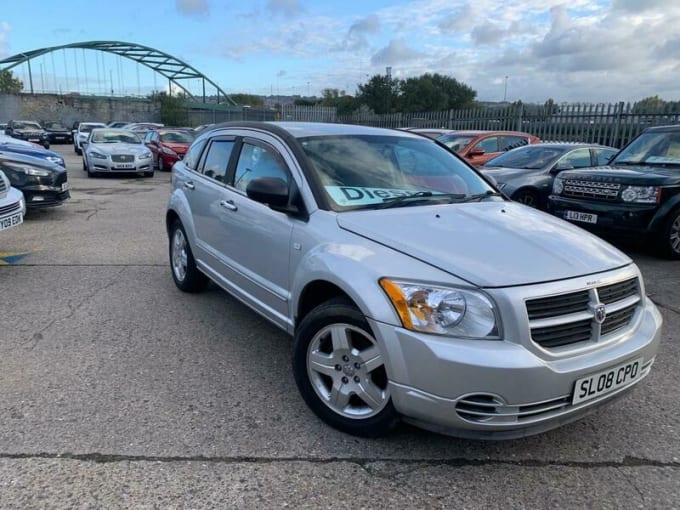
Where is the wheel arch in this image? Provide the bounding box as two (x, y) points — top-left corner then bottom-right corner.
(295, 280), (355, 327)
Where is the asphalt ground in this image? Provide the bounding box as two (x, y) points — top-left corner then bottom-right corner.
(0, 145), (678, 509)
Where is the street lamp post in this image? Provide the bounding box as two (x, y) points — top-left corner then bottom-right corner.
(503, 76), (509, 102)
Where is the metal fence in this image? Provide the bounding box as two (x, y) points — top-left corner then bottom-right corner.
(338, 102), (680, 148)
(186, 104), (336, 127)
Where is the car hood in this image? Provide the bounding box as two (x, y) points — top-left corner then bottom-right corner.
(481, 166), (541, 182)
(336, 202), (630, 287)
(13, 128), (44, 134)
(0, 150), (62, 171)
(560, 165), (680, 185)
(89, 143), (150, 155)
(161, 142), (190, 153)
(0, 144), (62, 160)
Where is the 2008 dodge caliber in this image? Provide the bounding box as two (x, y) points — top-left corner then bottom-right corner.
(166, 122), (662, 438)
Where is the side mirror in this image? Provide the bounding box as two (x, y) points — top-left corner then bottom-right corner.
(551, 162), (573, 174)
(246, 177), (290, 208)
(468, 148), (485, 157)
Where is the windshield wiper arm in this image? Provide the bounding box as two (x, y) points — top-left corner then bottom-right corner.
(378, 191), (466, 209)
(456, 190), (504, 203)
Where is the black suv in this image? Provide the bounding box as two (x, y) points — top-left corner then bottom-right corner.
(5, 120), (50, 148)
(42, 121), (73, 144)
(549, 125), (680, 259)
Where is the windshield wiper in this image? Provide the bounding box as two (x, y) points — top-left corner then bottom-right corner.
(377, 191), (465, 209)
(455, 190), (504, 203)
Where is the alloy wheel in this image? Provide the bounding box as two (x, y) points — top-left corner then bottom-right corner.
(670, 214), (680, 254)
(306, 323), (389, 419)
(171, 228), (188, 282)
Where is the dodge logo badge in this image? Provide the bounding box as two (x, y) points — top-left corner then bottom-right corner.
(595, 304), (607, 324)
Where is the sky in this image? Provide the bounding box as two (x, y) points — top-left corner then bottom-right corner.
(1, 0), (679, 104)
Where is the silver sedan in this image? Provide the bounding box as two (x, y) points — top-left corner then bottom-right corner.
(82, 129), (154, 178)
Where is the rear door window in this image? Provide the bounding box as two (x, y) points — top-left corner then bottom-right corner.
(474, 136), (499, 153)
(183, 139), (207, 171)
(200, 139), (236, 183)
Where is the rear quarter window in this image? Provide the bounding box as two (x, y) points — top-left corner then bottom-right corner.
(183, 139), (207, 170)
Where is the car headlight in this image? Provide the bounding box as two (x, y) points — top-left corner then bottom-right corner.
(620, 186), (659, 204)
(138, 152), (152, 160)
(46, 156), (65, 166)
(88, 151), (107, 160)
(552, 177), (564, 194)
(4, 162), (51, 177)
(379, 279), (501, 339)
(161, 146), (178, 156)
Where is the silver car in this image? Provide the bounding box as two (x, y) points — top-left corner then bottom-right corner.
(0, 170), (25, 232)
(82, 128), (154, 178)
(166, 122), (662, 438)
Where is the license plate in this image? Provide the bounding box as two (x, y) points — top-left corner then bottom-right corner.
(114, 163), (134, 169)
(572, 357), (643, 405)
(564, 210), (598, 224)
(0, 212), (23, 231)
(61, 182), (69, 192)
(28, 138), (40, 142)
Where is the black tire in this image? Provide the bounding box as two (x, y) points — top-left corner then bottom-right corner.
(74, 144), (78, 154)
(513, 189), (540, 209)
(144, 170), (154, 178)
(75, 147), (82, 156)
(82, 158), (88, 172)
(43, 141), (50, 150)
(169, 220), (208, 293)
(87, 165), (97, 178)
(158, 156), (165, 172)
(292, 298), (399, 437)
(656, 209), (680, 260)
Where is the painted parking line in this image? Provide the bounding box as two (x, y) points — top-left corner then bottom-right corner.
(0, 251), (32, 265)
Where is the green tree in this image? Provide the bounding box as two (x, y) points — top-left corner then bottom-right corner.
(398, 73), (476, 113)
(320, 88), (359, 115)
(356, 74), (400, 114)
(229, 93), (264, 107)
(155, 91), (189, 126)
(0, 69), (23, 94)
(632, 95), (667, 113)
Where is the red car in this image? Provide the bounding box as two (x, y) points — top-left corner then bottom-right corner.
(144, 129), (196, 171)
(436, 130), (541, 166)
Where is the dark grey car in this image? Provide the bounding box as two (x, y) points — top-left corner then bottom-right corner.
(481, 143), (618, 209)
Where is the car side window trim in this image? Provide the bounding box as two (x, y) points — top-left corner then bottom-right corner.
(226, 137), (293, 196)
(194, 136), (238, 185)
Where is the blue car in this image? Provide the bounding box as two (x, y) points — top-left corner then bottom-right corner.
(0, 135), (65, 167)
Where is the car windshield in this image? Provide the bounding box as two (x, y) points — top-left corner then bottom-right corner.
(614, 131), (680, 167)
(299, 135), (496, 211)
(14, 122), (42, 130)
(159, 131), (194, 143)
(436, 134), (477, 153)
(44, 122), (67, 129)
(81, 124), (106, 133)
(92, 130), (141, 144)
(483, 146), (565, 169)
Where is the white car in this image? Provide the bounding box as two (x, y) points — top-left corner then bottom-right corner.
(0, 170), (25, 232)
(73, 122), (106, 155)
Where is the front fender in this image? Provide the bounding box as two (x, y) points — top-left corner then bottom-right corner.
(290, 240), (469, 328)
(648, 193), (680, 232)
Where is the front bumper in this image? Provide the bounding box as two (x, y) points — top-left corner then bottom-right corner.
(22, 186), (70, 208)
(549, 195), (658, 236)
(369, 300), (662, 439)
(47, 132), (73, 143)
(89, 158), (152, 173)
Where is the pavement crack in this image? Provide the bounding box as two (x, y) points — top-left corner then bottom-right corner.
(652, 299), (680, 316)
(0, 453), (677, 470)
(23, 267), (126, 351)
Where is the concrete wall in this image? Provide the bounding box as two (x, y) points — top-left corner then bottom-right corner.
(0, 93), (161, 126)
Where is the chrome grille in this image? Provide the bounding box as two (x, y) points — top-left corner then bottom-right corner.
(111, 154), (134, 163)
(0, 200), (21, 216)
(563, 180), (620, 201)
(0, 177), (6, 194)
(602, 304), (637, 336)
(527, 277), (640, 350)
(526, 290), (590, 320)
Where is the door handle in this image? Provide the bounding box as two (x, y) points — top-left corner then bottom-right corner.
(184, 181), (195, 190)
(220, 200), (238, 211)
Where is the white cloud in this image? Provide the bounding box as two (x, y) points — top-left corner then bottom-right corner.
(266, 0), (304, 18)
(0, 21), (11, 58)
(176, 0), (209, 18)
(371, 39), (426, 66)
